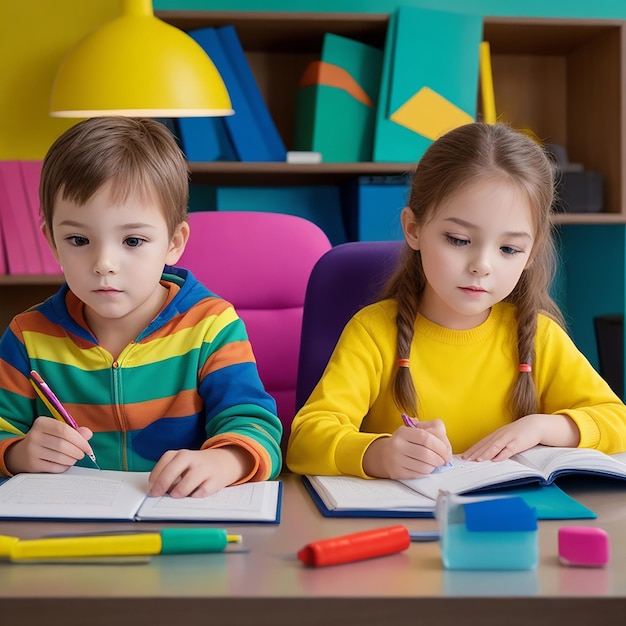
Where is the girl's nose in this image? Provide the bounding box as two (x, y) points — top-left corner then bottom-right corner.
(469, 253), (492, 276)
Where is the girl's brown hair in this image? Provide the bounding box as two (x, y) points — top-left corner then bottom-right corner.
(40, 117), (189, 238)
(381, 122), (564, 419)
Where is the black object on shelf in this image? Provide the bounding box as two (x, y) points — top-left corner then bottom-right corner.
(594, 314), (624, 399)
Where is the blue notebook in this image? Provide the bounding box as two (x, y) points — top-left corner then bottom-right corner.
(186, 27), (277, 162)
(216, 25), (286, 161)
(303, 475), (595, 520)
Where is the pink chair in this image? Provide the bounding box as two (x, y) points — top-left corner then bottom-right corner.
(178, 211), (332, 449)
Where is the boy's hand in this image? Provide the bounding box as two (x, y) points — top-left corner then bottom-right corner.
(148, 446), (255, 498)
(461, 413), (580, 462)
(5, 416), (95, 474)
(362, 418), (452, 479)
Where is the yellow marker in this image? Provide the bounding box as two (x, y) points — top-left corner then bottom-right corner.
(3, 529), (243, 561)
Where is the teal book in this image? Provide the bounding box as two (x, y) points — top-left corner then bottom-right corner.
(373, 6), (482, 163)
(295, 33), (383, 162)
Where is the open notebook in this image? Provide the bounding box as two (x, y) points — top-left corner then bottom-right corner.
(304, 445), (626, 519)
(0, 467), (282, 524)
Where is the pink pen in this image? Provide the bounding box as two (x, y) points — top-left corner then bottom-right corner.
(400, 413), (452, 472)
(30, 370), (99, 468)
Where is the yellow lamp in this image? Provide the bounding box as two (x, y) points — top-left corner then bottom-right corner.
(50, 0), (233, 118)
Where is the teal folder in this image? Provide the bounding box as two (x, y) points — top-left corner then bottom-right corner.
(373, 6), (483, 163)
(295, 33), (383, 162)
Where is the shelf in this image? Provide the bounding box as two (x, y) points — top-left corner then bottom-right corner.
(189, 161), (413, 186)
(156, 11), (389, 51)
(0, 275), (64, 286)
(157, 10), (626, 224)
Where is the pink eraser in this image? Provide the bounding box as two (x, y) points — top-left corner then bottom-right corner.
(558, 526), (610, 567)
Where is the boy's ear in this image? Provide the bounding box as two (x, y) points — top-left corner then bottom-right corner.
(401, 206), (420, 251)
(165, 221), (190, 266)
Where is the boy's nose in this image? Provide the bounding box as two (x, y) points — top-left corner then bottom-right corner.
(93, 250), (118, 275)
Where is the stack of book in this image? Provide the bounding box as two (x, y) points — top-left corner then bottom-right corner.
(0, 160), (62, 275)
(177, 25), (286, 163)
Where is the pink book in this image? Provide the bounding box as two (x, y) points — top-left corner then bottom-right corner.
(0, 161), (34, 274)
(20, 161), (62, 275)
(0, 173), (7, 274)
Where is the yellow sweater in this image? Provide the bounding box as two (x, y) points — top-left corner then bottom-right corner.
(286, 301), (626, 477)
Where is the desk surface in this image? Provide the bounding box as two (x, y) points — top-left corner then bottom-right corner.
(1, 472), (626, 626)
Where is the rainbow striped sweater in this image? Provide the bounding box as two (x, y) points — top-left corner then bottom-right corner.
(0, 268), (282, 479)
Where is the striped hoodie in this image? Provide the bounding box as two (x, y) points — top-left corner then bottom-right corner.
(0, 267), (282, 479)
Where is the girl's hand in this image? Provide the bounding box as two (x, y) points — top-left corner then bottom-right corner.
(5, 416), (95, 474)
(363, 419), (452, 479)
(148, 446), (255, 498)
(462, 413), (580, 462)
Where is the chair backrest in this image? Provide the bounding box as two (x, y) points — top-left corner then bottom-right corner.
(178, 211), (332, 444)
(295, 240), (404, 411)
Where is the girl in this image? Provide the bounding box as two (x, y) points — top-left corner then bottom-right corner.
(286, 122), (626, 480)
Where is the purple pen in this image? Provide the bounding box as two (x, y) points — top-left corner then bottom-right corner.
(30, 370), (99, 468)
(401, 413), (416, 428)
(400, 413), (452, 473)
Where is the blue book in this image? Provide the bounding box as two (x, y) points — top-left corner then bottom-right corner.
(188, 27), (276, 162)
(177, 115), (237, 162)
(216, 25), (286, 161)
(302, 476), (596, 520)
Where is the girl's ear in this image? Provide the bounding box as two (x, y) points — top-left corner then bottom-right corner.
(165, 221), (190, 266)
(401, 206), (420, 251)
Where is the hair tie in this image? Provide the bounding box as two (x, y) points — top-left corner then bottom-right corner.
(397, 359), (410, 368)
(519, 363), (532, 373)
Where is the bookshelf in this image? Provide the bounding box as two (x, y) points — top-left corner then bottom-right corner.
(154, 10), (626, 224)
(1, 11), (625, 331)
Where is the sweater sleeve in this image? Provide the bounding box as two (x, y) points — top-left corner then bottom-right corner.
(196, 305), (283, 480)
(286, 312), (390, 477)
(536, 317), (626, 454)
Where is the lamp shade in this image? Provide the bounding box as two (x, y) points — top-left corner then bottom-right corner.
(50, 0), (233, 117)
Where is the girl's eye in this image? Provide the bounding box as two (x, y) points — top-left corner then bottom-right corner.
(445, 234), (469, 246)
(67, 235), (89, 247)
(501, 246), (522, 256)
(124, 237), (144, 248)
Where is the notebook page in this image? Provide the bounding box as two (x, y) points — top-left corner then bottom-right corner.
(307, 475), (435, 511)
(0, 467), (148, 520)
(135, 480), (280, 522)
(512, 445), (626, 478)
(399, 455), (541, 499)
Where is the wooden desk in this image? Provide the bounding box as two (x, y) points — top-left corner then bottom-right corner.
(1, 473), (625, 626)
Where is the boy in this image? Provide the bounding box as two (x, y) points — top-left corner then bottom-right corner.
(0, 117), (282, 497)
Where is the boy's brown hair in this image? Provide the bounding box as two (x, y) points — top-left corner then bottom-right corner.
(40, 117), (189, 238)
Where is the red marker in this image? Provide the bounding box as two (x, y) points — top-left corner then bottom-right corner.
(297, 525), (411, 567)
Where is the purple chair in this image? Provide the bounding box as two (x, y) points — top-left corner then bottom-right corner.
(295, 240), (404, 411)
(178, 211), (332, 446)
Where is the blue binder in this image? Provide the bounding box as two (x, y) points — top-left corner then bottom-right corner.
(187, 27), (277, 162)
(216, 25), (286, 161)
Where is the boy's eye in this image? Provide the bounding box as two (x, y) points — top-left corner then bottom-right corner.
(445, 234), (469, 246)
(68, 235), (89, 247)
(124, 237), (144, 248)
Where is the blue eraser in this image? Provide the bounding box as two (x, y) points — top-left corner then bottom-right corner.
(437, 494), (538, 571)
(463, 497), (538, 532)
